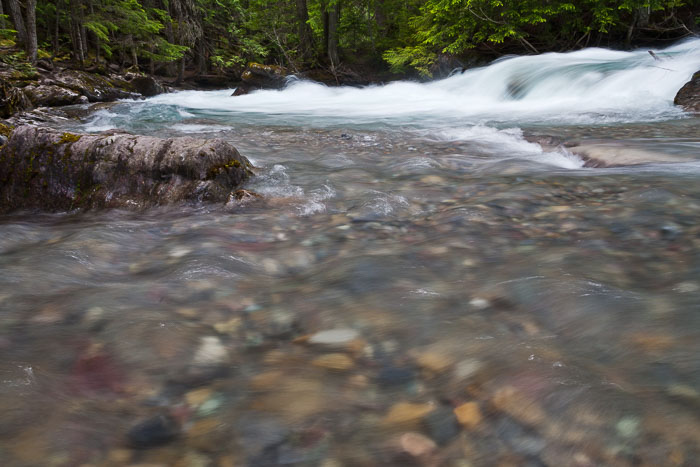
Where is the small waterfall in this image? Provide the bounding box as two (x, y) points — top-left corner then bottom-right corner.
(146, 38), (700, 125)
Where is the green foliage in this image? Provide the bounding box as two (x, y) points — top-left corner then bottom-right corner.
(383, 45), (436, 77)
(13, 0), (697, 78)
(384, 0), (694, 74)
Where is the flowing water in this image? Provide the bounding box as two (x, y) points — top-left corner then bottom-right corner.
(2, 40), (700, 466)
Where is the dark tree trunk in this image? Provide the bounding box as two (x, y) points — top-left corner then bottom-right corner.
(7, 0), (28, 47)
(69, 0), (84, 66)
(89, 1), (100, 63)
(0, 0), (5, 29)
(25, 0), (38, 64)
(53, 0), (60, 57)
(327, 1), (340, 65)
(295, 0), (312, 61)
(321, 0), (329, 57)
(176, 55), (185, 85)
(163, 8), (176, 76)
(130, 39), (139, 69)
(196, 39), (206, 75)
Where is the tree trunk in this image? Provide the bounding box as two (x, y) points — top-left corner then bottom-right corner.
(321, 0), (329, 57)
(196, 39), (206, 75)
(53, 0), (60, 57)
(7, 0), (28, 47)
(163, 10), (176, 76)
(327, 1), (340, 66)
(0, 0), (5, 30)
(176, 55), (185, 85)
(295, 0), (312, 61)
(131, 40), (139, 69)
(69, 0), (84, 66)
(25, 0), (38, 64)
(79, 7), (88, 61)
(89, 1), (100, 63)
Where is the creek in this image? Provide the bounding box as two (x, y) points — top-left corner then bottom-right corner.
(1, 39), (700, 466)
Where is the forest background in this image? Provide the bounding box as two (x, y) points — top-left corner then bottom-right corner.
(1, 0), (699, 84)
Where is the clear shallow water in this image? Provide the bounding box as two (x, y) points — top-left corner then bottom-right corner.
(2, 40), (700, 466)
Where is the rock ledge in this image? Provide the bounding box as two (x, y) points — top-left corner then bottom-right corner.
(0, 125), (252, 213)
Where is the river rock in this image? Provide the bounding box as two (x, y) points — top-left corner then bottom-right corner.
(23, 84), (87, 107)
(569, 144), (689, 168)
(232, 63), (288, 96)
(674, 71), (700, 112)
(454, 401), (482, 430)
(127, 413), (180, 448)
(0, 125), (252, 213)
(43, 69), (140, 102)
(312, 353), (355, 371)
(307, 328), (360, 347)
(130, 75), (166, 97)
(381, 402), (435, 427)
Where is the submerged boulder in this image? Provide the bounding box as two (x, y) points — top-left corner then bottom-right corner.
(674, 71), (700, 112)
(0, 125), (253, 213)
(232, 63), (288, 96)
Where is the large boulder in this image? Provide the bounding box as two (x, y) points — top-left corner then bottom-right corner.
(130, 75), (166, 97)
(43, 69), (141, 102)
(674, 71), (700, 112)
(232, 63), (288, 96)
(23, 84), (88, 107)
(0, 125), (253, 213)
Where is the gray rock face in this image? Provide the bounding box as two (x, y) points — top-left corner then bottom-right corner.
(24, 84), (87, 107)
(130, 76), (166, 97)
(0, 125), (253, 213)
(674, 71), (700, 112)
(43, 69), (141, 102)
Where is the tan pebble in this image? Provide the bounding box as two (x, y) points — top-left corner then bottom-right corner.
(491, 386), (546, 426)
(320, 459), (344, 467)
(213, 317), (242, 334)
(382, 402), (435, 427)
(399, 432), (437, 458)
(420, 175), (445, 184)
(413, 351), (454, 374)
(107, 449), (132, 463)
(175, 307), (199, 318)
(250, 378), (325, 422)
(31, 304), (63, 324)
(454, 402), (482, 430)
(312, 353), (355, 371)
(185, 388), (213, 407)
(217, 455), (237, 467)
(188, 418), (222, 437)
(348, 374), (369, 388)
(250, 371), (285, 390)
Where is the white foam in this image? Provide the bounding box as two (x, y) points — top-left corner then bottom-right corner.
(146, 39), (700, 125)
(430, 125), (584, 169)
